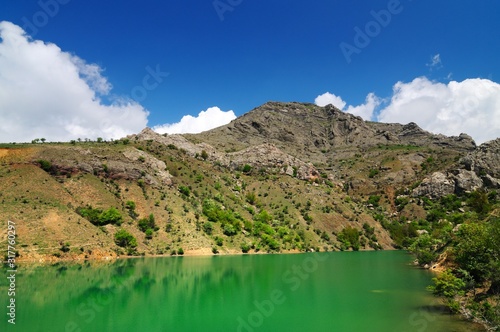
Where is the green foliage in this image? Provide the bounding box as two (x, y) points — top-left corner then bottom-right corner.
(178, 185), (191, 197)
(245, 192), (257, 205)
(453, 220), (499, 282)
(467, 190), (491, 215)
(368, 168), (379, 178)
(202, 222), (213, 235)
(254, 209), (273, 224)
(98, 207), (123, 226)
(260, 233), (280, 250)
(76, 206), (122, 226)
(367, 195), (381, 207)
(201, 150), (208, 160)
(138, 214), (156, 233)
(114, 229), (137, 248)
(215, 236), (223, 246)
(202, 199), (241, 235)
(177, 247), (184, 255)
(242, 164), (252, 173)
(409, 234), (439, 265)
(337, 226), (360, 251)
(428, 269), (465, 298)
(240, 242), (250, 253)
(37, 159), (53, 173)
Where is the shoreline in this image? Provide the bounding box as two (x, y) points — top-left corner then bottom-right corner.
(11, 247), (398, 265)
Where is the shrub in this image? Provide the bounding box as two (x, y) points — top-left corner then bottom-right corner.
(178, 185), (191, 197)
(202, 222), (213, 235)
(76, 206), (122, 226)
(428, 269), (465, 298)
(367, 195), (381, 207)
(337, 226), (360, 251)
(201, 150), (208, 160)
(37, 159), (53, 173)
(114, 229), (137, 248)
(177, 247), (184, 255)
(138, 214), (156, 233)
(240, 243), (250, 253)
(368, 169), (379, 178)
(242, 164), (252, 173)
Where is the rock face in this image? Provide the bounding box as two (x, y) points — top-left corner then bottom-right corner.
(192, 102), (477, 164)
(413, 138), (500, 197)
(461, 138), (500, 179)
(412, 172), (455, 198)
(122, 148), (172, 186)
(226, 143), (319, 180)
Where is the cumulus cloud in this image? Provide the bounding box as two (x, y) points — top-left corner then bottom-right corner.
(346, 93), (381, 120)
(315, 92), (379, 121)
(315, 77), (500, 144)
(314, 92), (346, 109)
(377, 77), (500, 144)
(153, 106), (236, 134)
(0, 21), (148, 142)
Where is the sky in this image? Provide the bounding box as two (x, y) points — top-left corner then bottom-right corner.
(0, 0), (499, 144)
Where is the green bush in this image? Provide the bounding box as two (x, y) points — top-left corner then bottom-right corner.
(37, 159), (53, 173)
(337, 226), (360, 251)
(138, 214), (156, 233)
(202, 222), (213, 235)
(240, 243), (250, 253)
(178, 185), (191, 197)
(114, 229), (137, 248)
(76, 206), (122, 226)
(242, 164), (252, 173)
(428, 269), (465, 298)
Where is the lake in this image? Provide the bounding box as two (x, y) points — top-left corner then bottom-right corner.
(1, 251), (483, 332)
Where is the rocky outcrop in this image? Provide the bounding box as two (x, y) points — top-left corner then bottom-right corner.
(122, 148), (172, 186)
(412, 172), (455, 198)
(226, 143), (319, 180)
(194, 102), (477, 165)
(413, 139), (500, 198)
(453, 169), (483, 193)
(461, 138), (500, 179)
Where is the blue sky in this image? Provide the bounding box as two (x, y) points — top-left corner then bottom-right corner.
(1, 0), (499, 143)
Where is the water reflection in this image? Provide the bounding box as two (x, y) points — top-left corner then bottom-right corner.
(0, 252), (484, 332)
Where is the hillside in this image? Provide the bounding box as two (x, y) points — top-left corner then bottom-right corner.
(0, 102), (498, 266)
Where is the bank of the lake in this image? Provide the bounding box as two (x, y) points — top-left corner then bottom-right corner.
(1, 251), (484, 332)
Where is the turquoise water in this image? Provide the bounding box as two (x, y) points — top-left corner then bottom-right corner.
(1, 251), (483, 331)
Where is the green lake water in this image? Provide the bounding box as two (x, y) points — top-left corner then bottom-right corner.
(1, 251), (483, 332)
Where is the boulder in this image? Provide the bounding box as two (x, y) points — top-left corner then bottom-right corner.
(412, 172), (455, 198)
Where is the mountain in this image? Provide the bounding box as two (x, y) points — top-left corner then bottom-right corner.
(0, 101), (498, 263)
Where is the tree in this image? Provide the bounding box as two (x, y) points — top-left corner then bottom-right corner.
(428, 269), (465, 298)
(98, 207), (122, 226)
(337, 226), (361, 251)
(138, 214), (156, 233)
(114, 229), (137, 248)
(454, 222), (493, 282)
(201, 150), (208, 160)
(40, 138), (46, 143)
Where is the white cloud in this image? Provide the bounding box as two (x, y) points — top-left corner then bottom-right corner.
(314, 92), (346, 109)
(346, 93), (381, 121)
(315, 92), (379, 121)
(153, 106), (236, 134)
(0, 21), (148, 142)
(377, 77), (500, 144)
(427, 53), (442, 69)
